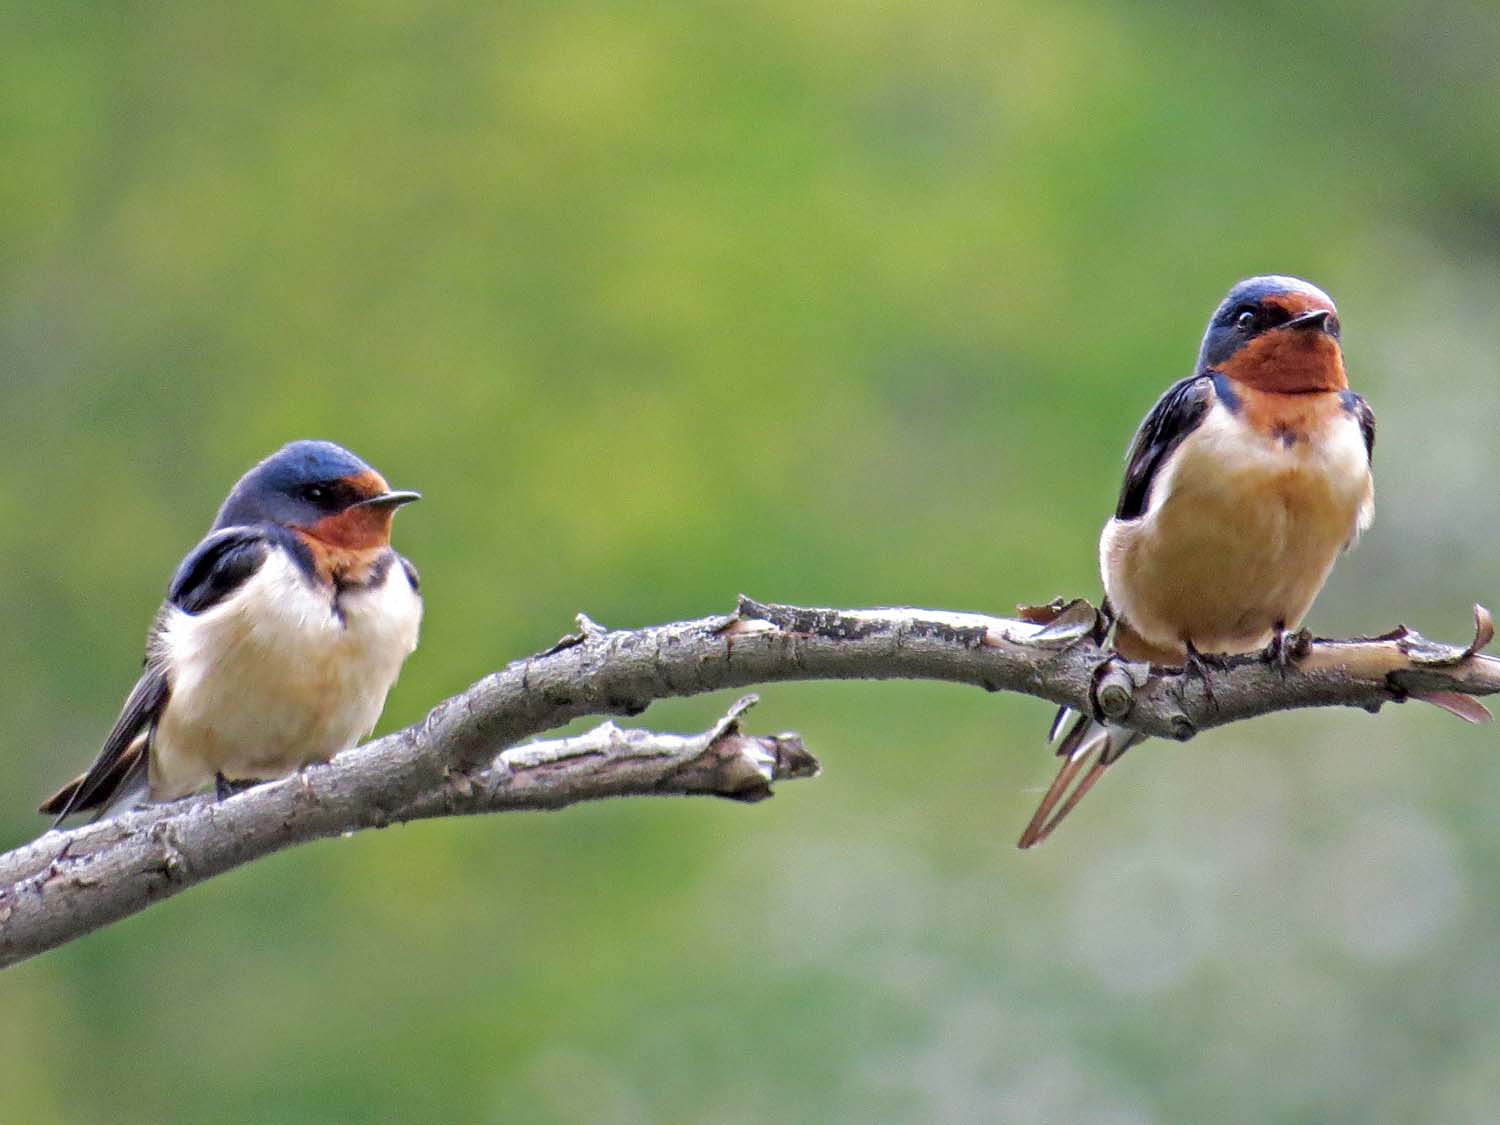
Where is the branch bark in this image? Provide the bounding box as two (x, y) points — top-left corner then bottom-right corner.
(2, 596), (1496, 970)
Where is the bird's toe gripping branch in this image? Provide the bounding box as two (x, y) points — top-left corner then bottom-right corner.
(1014, 598), (1500, 848)
(1260, 624), (1312, 677)
(1033, 597), (1500, 742)
(6, 595), (1500, 964)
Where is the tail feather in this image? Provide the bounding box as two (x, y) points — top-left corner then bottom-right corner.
(1017, 709), (1144, 848)
(1046, 703), (1073, 744)
(40, 736), (150, 827)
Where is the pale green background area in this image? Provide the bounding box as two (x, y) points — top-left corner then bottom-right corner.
(4, 3), (1500, 1122)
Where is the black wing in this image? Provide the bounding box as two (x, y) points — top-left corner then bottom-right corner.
(41, 662), (168, 822)
(41, 528), (274, 822)
(1341, 390), (1375, 463)
(399, 555), (421, 593)
(169, 527), (273, 614)
(1114, 375), (1215, 521)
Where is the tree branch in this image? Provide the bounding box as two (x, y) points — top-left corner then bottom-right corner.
(2, 596), (1495, 970)
(0, 695), (816, 970)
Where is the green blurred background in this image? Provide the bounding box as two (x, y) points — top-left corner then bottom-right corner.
(4, 2), (1500, 1122)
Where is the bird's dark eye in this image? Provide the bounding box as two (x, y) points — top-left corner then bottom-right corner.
(302, 485), (328, 503)
(1235, 308), (1257, 331)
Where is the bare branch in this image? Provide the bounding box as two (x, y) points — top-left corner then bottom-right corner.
(1, 596), (1495, 969)
(0, 696), (816, 969)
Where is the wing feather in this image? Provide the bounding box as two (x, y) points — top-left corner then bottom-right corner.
(1340, 390), (1375, 463)
(41, 527), (276, 822)
(41, 664), (168, 822)
(399, 555), (420, 593)
(168, 527), (273, 614)
(1114, 375), (1216, 521)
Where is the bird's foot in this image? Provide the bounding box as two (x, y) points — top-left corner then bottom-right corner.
(1261, 622), (1309, 678)
(1182, 641), (1226, 709)
(214, 772), (258, 801)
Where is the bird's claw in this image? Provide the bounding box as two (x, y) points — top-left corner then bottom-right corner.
(1181, 642), (1224, 710)
(215, 772), (259, 801)
(1261, 623), (1308, 678)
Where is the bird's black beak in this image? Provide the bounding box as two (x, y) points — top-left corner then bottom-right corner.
(354, 490), (422, 510)
(1284, 309), (1333, 334)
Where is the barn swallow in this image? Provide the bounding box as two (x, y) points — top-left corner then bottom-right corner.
(1018, 276), (1375, 848)
(41, 441), (423, 824)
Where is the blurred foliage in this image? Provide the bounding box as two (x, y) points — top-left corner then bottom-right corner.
(4, 1), (1500, 1122)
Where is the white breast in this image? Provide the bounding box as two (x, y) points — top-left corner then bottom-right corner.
(1101, 400), (1373, 656)
(1152, 404), (1372, 533)
(151, 550), (422, 799)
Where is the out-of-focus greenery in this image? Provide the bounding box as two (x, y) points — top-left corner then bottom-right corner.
(4, 2), (1500, 1121)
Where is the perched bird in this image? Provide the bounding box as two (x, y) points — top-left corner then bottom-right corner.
(1018, 276), (1375, 848)
(41, 441), (423, 823)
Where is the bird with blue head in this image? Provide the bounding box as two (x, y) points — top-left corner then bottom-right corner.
(42, 440), (423, 822)
(1019, 276), (1375, 847)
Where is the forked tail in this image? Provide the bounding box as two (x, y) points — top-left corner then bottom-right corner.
(1016, 707), (1145, 848)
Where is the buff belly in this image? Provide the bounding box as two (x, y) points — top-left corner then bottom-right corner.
(1101, 403), (1372, 661)
(150, 550), (422, 800)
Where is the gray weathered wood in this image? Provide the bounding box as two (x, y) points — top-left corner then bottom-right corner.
(1, 597), (1495, 970)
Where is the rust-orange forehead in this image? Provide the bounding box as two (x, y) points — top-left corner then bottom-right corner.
(1263, 290), (1336, 317)
(345, 469), (390, 495)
